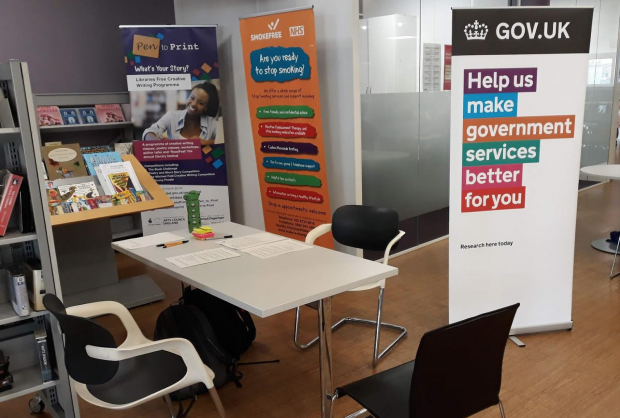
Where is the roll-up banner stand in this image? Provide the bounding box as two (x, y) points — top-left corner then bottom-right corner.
(239, 7), (333, 248)
(120, 25), (231, 235)
(449, 8), (593, 333)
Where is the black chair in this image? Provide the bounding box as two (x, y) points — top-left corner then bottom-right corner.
(336, 303), (520, 418)
(43, 294), (226, 418)
(294, 205), (406, 365)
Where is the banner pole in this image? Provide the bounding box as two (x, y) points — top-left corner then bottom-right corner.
(240, 5), (314, 20)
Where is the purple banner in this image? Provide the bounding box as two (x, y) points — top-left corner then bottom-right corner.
(464, 68), (537, 94)
(260, 141), (318, 155)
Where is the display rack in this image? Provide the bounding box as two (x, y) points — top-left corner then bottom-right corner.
(0, 61), (78, 417)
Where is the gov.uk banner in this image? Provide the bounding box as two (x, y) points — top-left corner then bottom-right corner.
(120, 25), (230, 234)
(449, 8), (593, 332)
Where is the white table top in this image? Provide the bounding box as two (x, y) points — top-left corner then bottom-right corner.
(580, 164), (620, 180)
(112, 222), (398, 318)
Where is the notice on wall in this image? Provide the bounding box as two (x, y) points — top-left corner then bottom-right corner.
(423, 43), (442, 92)
(449, 8), (593, 331)
(240, 8), (333, 248)
(120, 26), (230, 234)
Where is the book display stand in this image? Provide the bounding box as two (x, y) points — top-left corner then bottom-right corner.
(0, 61), (78, 417)
(36, 93), (174, 309)
(50, 155), (173, 308)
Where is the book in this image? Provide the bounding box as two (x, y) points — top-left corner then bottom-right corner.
(34, 319), (53, 382)
(60, 108), (80, 125)
(36, 106), (63, 127)
(57, 181), (99, 199)
(95, 104), (125, 123)
(17, 180), (35, 233)
(114, 142), (133, 155)
(99, 161), (143, 194)
(81, 145), (112, 154)
(0, 90), (14, 128)
(83, 151), (122, 176)
(0, 170), (23, 236)
(77, 107), (98, 124)
(42, 143), (88, 180)
(22, 262), (45, 311)
(3, 267), (29, 317)
(95, 195), (113, 208)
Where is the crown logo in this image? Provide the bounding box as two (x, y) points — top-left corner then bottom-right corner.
(464, 20), (488, 40)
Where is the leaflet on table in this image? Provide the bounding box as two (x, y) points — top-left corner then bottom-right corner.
(166, 247), (241, 268)
(116, 232), (185, 250)
(241, 239), (311, 259)
(218, 232), (286, 250)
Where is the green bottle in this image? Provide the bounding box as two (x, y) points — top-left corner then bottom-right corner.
(183, 190), (201, 232)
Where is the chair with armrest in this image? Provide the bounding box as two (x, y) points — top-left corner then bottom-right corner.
(42, 294), (226, 418)
(336, 303), (520, 418)
(294, 205), (406, 365)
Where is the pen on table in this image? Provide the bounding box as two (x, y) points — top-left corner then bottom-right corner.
(157, 240), (189, 248)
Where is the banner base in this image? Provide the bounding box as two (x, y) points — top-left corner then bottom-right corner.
(510, 320), (573, 336)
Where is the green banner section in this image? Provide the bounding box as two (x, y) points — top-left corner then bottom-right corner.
(463, 140), (540, 166)
(264, 172), (322, 187)
(256, 105), (315, 119)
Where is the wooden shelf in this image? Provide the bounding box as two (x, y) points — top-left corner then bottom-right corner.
(0, 364), (56, 404)
(0, 301), (47, 327)
(40, 122), (133, 133)
(50, 155), (173, 226)
(0, 229), (37, 246)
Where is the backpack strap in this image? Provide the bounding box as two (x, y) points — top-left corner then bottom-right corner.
(237, 308), (256, 341)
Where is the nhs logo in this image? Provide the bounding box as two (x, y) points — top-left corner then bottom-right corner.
(289, 26), (305, 37)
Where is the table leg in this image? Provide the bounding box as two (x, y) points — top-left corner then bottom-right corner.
(318, 297), (334, 418)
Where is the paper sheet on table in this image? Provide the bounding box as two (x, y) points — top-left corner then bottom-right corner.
(242, 239), (312, 259)
(116, 232), (185, 250)
(166, 247), (241, 268)
(218, 232), (286, 250)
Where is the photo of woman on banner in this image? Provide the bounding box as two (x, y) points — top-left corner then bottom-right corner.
(141, 81), (223, 146)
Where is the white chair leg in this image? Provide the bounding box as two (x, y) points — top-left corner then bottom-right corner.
(208, 387), (226, 418)
(499, 399), (506, 418)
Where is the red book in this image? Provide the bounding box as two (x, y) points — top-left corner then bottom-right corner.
(95, 104), (125, 123)
(0, 170), (23, 236)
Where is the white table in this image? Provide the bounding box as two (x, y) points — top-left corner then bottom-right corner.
(112, 222), (398, 417)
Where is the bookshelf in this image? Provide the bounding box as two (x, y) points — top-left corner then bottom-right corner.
(0, 61), (78, 417)
(39, 121), (133, 133)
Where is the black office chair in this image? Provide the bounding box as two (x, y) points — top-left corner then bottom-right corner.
(336, 303), (520, 418)
(294, 205), (406, 365)
(43, 294), (226, 418)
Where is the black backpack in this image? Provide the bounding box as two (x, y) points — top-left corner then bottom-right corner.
(153, 304), (242, 398)
(182, 287), (256, 359)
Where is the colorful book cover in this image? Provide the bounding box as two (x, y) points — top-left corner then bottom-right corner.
(36, 106), (63, 127)
(81, 145), (112, 154)
(95, 104), (125, 123)
(0, 170), (23, 236)
(42, 144), (88, 180)
(57, 182), (99, 199)
(95, 196), (113, 208)
(83, 152), (122, 176)
(99, 161), (143, 192)
(60, 202), (73, 214)
(108, 172), (135, 194)
(60, 108), (80, 125)
(77, 107), (99, 124)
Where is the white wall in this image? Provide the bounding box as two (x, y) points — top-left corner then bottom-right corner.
(174, 0), (362, 254)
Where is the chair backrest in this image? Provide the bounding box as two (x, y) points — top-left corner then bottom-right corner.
(331, 205), (399, 252)
(43, 294), (119, 385)
(409, 303), (519, 418)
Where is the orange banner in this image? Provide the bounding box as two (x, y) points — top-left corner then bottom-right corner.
(463, 115), (576, 143)
(240, 8), (333, 248)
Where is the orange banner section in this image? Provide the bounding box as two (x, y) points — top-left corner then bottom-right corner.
(463, 115), (575, 143)
(240, 9), (333, 248)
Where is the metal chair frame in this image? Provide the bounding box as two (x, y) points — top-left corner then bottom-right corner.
(294, 223), (406, 366)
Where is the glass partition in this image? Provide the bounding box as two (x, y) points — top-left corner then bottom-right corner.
(360, 0), (620, 258)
